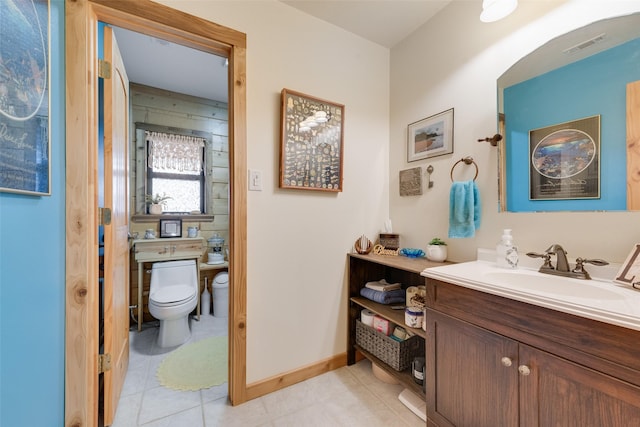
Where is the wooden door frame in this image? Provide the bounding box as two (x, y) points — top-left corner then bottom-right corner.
(65, 1), (247, 425)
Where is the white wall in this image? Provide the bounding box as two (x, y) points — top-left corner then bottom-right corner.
(152, 0), (640, 387)
(391, 1), (640, 263)
(155, 1), (390, 383)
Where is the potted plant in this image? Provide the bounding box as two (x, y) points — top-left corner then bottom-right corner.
(145, 193), (171, 215)
(426, 237), (447, 262)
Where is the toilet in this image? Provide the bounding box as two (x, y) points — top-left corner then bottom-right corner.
(149, 260), (199, 347)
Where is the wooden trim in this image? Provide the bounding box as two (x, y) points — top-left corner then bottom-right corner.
(65, 1), (99, 425)
(65, 1), (248, 425)
(131, 214), (215, 223)
(89, 0), (245, 53)
(245, 353), (347, 401)
(226, 44), (249, 405)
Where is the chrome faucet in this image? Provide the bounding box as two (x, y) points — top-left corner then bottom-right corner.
(526, 244), (609, 280)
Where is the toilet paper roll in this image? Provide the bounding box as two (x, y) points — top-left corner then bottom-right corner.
(361, 309), (375, 327)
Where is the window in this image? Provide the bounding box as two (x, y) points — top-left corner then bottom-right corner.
(145, 130), (206, 214)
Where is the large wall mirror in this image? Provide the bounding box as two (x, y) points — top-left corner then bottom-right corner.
(498, 13), (640, 212)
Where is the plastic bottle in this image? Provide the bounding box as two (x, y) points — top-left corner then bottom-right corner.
(497, 229), (519, 269)
(201, 277), (211, 315)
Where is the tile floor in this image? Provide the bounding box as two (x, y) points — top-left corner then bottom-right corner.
(111, 314), (425, 427)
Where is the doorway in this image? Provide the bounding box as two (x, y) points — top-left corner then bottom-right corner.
(65, 1), (247, 426)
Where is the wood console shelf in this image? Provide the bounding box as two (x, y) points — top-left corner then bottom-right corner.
(347, 253), (448, 399)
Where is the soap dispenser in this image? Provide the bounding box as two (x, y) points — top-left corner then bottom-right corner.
(497, 229), (518, 269)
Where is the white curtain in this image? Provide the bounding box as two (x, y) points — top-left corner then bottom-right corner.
(146, 131), (205, 172)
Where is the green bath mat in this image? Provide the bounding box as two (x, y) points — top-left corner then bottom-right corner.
(157, 336), (228, 391)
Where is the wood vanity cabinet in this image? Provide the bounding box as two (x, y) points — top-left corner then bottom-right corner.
(425, 278), (640, 427)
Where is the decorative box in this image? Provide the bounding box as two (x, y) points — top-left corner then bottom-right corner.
(379, 233), (399, 250)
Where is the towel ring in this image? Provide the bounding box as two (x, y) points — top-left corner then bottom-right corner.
(450, 157), (478, 182)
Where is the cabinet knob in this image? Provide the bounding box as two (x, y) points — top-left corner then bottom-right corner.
(518, 365), (531, 376)
(501, 357), (512, 367)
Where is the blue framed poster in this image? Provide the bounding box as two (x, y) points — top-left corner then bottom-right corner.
(0, 0), (50, 195)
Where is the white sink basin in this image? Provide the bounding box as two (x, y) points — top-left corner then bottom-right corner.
(482, 270), (625, 300)
(421, 260), (640, 331)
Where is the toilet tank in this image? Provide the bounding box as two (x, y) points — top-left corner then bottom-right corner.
(150, 260), (198, 292)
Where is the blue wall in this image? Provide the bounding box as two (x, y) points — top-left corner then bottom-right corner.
(504, 38), (640, 212)
(0, 1), (66, 426)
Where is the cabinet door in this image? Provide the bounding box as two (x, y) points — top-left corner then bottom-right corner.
(426, 311), (519, 427)
(519, 344), (640, 427)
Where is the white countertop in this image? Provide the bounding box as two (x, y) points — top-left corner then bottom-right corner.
(421, 255), (640, 331)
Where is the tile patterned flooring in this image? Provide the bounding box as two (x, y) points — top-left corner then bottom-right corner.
(111, 315), (424, 427)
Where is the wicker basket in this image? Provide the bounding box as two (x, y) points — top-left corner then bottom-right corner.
(355, 319), (424, 371)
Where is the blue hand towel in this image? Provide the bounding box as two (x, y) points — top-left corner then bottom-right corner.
(448, 180), (481, 238)
(359, 287), (406, 305)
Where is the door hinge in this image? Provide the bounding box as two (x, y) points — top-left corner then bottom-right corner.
(98, 353), (112, 374)
(99, 207), (112, 226)
(98, 59), (111, 79)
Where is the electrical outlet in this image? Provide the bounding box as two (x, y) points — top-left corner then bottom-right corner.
(249, 169), (262, 191)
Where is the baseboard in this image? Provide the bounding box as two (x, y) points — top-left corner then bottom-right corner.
(245, 352), (347, 401)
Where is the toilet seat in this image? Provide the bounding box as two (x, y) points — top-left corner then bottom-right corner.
(150, 284), (195, 306)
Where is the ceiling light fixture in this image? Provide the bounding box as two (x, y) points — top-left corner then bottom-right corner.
(480, 0), (518, 23)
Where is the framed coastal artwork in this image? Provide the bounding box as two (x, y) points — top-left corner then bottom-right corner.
(279, 89), (344, 192)
(529, 115), (600, 201)
(0, 0), (51, 195)
(407, 108), (454, 162)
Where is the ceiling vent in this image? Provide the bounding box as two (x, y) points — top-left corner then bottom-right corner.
(563, 33), (606, 55)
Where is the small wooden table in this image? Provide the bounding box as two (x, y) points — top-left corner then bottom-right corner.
(132, 237), (205, 331)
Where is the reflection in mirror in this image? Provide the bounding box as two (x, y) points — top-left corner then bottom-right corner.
(497, 13), (640, 212)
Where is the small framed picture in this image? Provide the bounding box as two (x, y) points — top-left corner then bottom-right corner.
(399, 167), (423, 196)
(407, 108), (454, 162)
(159, 219), (182, 238)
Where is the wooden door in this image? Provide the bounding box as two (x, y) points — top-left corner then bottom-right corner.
(519, 344), (640, 427)
(102, 25), (130, 426)
(426, 311), (519, 427)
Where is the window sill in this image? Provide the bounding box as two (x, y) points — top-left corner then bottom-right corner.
(131, 214), (215, 223)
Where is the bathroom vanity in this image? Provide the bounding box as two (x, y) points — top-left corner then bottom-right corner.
(422, 262), (640, 427)
(132, 237), (205, 331)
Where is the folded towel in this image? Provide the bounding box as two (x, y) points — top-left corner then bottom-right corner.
(359, 287), (406, 305)
(448, 180), (481, 238)
(365, 279), (402, 292)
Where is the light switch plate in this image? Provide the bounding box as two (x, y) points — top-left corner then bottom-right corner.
(249, 169), (262, 191)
